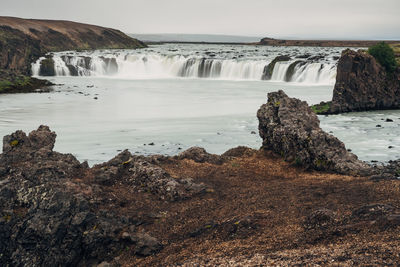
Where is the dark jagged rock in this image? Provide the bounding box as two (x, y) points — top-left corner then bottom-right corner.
(222, 146), (256, 158)
(308, 55), (325, 62)
(94, 149), (208, 201)
(0, 126), (165, 266)
(257, 90), (372, 175)
(381, 159), (400, 178)
(176, 147), (224, 165)
(295, 54), (311, 59)
(329, 49), (400, 113)
(261, 55), (291, 80)
(39, 56), (56, 76)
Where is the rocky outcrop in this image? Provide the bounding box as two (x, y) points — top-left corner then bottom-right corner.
(176, 147), (224, 165)
(1, 126), (226, 265)
(93, 150), (208, 201)
(329, 49), (400, 113)
(257, 90), (372, 175)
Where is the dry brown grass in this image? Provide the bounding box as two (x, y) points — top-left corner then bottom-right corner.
(89, 150), (400, 266)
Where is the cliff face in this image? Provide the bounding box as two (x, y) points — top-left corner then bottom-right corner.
(0, 16), (146, 93)
(330, 49), (400, 113)
(0, 25), (42, 74)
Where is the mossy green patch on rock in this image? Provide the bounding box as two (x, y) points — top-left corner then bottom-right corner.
(10, 140), (19, 146)
(311, 101), (331, 114)
(0, 70), (53, 94)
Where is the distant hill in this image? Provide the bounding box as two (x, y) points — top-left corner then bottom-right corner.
(129, 33), (261, 43)
(258, 37), (400, 47)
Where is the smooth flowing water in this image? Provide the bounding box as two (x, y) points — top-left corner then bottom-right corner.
(0, 44), (399, 164)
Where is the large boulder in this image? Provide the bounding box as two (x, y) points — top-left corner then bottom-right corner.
(257, 90), (372, 175)
(330, 49), (400, 113)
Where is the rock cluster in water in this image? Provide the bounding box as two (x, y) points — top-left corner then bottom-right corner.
(257, 90), (372, 175)
(329, 49), (400, 113)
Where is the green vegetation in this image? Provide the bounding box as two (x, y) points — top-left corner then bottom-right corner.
(311, 101), (331, 114)
(0, 80), (13, 92)
(368, 42), (398, 73)
(389, 43), (400, 65)
(10, 140), (19, 147)
(0, 72), (52, 94)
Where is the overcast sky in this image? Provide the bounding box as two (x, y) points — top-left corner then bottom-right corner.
(1, 0), (399, 39)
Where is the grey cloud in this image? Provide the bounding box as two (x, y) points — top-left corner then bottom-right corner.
(1, 0), (399, 39)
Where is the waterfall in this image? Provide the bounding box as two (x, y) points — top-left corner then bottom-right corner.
(270, 62), (291, 81)
(32, 51), (338, 85)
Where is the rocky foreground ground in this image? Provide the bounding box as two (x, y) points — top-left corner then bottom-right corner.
(1, 92), (400, 266)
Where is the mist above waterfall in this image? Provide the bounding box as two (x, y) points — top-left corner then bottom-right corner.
(32, 44), (343, 85)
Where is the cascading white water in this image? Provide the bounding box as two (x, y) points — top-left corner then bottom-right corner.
(31, 57), (45, 76)
(31, 44), (343, 84)
(270, 62), (291, 81)
(292, 63), (336, 84)
(53, 56), (70, 76)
